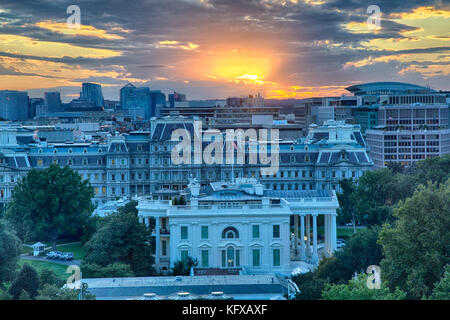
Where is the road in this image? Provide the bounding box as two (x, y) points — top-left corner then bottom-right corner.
(20, 254), (81, 266)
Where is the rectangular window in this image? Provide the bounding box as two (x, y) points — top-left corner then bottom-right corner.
(252, 249), (260, 267)
(162, 240), (167, 256)
(236, 250), (240, 267)
(273, 249), (281, 266)
(181, 226), (188, 240)
(201, 226), (208, 239)
(201, 250), (209, 267)
(221, 250), (226, 267)
(181, 250), (188, 263)
(273, 225), (280, 238)
(252, 225), (260, 238)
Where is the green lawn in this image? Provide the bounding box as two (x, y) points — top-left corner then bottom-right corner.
(317, 227), (357, 238)
(291, 226), (359, 239)
(21, 242), (85, 260)
(56, 243), (85, 260)
(18, 259), (69, 281)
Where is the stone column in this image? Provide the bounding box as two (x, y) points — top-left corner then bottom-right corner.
(306, 215), (311, 257)
(312, 214), (319, 264)
(331, 213), (337, 252)
(300, 215), (306, 261)
(155, 217), (160, 264)
(293, 214), (299, 259)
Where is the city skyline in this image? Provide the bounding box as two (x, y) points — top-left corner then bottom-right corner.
(0, 0), (449, 102)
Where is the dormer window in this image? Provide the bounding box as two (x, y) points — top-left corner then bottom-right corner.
(53, 149), (58, 154)
(305, 155), (310, 162)
(137, 144), (143, 151)
(290, 146), (294, 151)
(98, 148), (103, 153)
(82, 158), (88, 166)
(68, 148), (73, 154)
(83, 148), (88, 154)
(290, 155), (296, 163)
(38, 149), (43, 154)
(67, 158), (73, 166)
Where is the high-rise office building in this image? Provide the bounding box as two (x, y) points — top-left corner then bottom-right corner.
(150, 90), (166, 118)
(80, 83), (104, 107)
(120, 83), (152, 120)
(350, 82), (450, 168)
(168, 92), (187, 108)
(0, 90), (29, 120)
(29, 98), (45, 119)
(44, 92), (63, 113)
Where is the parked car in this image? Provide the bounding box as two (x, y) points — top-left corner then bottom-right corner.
(60, 253), (74, 261)
(46, 251), (58, 259)
(336, 239), (346, 249)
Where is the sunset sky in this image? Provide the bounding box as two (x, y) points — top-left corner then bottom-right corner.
(0, 0), (448, 102)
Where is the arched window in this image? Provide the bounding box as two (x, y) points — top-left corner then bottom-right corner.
(222, 226), (239, 239)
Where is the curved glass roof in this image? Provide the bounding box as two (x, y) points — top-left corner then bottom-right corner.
(346, 82), (435, 95)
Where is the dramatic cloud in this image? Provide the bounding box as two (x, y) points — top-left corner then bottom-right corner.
(0, 0), (448, 100)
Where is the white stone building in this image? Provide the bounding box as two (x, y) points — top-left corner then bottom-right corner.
(137, 178), (339, 276)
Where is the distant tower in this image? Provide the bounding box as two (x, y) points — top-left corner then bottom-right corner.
(44, 92), (62, 113)
(80, 83), (104, 107)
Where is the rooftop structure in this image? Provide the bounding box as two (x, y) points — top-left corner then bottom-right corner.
(346, 81), (435, 96)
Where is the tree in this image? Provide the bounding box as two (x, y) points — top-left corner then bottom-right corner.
(83, 201), (155, 276)
(8, 263), (40, 300)
(428, 265), (450, 300)
(386, 161), (406, 174)
(292, 271), (329, 300)
(80, 262), (134, 278)
(292, 227), (383, 299)
(0, 221), (21, 287)
(337, 178), (357, 232)
(171, 257), (198, 276)
(321, 274), (407, 300)
(379, 180), (450, 299)
(36, 282), (95, 300)
(334, 227), (383, 276)
(39, 269), (64, 289)
(353, 169), (398, 226)
(410, 154), (450, 187)
(4, 165), (94, 249)
(314, 228), (383, 285)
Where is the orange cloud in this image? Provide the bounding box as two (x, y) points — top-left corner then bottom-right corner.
(36, 20), (126, 40)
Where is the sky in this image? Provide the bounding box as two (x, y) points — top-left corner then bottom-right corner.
(0, 0), (448, 102)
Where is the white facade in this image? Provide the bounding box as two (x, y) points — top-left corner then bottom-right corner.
(137, 178), (339, 276)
